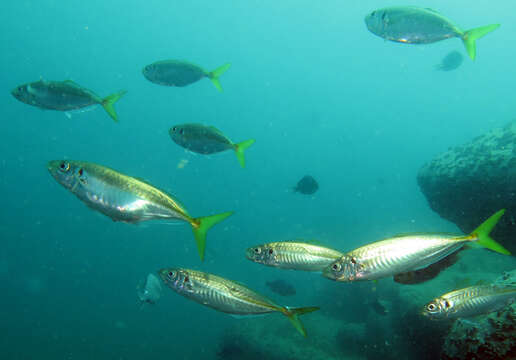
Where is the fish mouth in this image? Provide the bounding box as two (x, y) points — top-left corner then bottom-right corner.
(244, 248), (256, 261)
(322, 266), (338, 280)
(47, 160), (60, 175)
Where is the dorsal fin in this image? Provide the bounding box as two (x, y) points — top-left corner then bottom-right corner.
(424, 8), (440, 14)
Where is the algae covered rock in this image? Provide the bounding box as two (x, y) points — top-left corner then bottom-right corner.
(417, 121), (516, 254)
(441, 270), (516, 360)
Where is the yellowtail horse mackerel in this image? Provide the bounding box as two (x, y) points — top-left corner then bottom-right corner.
(246, 241), (343, 272)
(323, 210), (510, 282)
(159, 268), (319, 337)
(47, 160), (232, 261)
(422, 284), (516, 320)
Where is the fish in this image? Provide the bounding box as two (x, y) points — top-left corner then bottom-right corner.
(323, 210), (510, 282)
(293, 175), (318, 195)
(47, 160), (232, 260)
(142, 60), (230, 92)
(11, 80), (126, 122)
(393, 251), (461, 285)
(137, 273), (162, 305)
(364, 6), (500, 60)
(265, 279), (296, 297)
(246, 241), (343, 271)
(159, 268), (319, 336)
(369, 298), (389, 316)
(422, 284), (516, 319)
(169, 124), (255, 168)
(435, 50), (463, 71)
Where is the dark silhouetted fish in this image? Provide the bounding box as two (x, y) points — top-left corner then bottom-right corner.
(293, 175), (318, 195)
(364, 6), (499, 60)
(265, 279), (296, 296)
(169, 123), (254, 168)
(369, 298), (389, 316)
(11, 80), (126, 122)
(142, 60), (230, 92)
(393, 251), (461, 285)
(435, 51), (463, 71)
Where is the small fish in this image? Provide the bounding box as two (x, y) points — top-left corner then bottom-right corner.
(142, 60), (230, 92)
(435, 51), (463, 71)
(159, 268), (319, 336)
(423, 284), (516, 319)
(169, 124), (255, 168)
(365, 6), (500, 60)
(324, 210), (510, 282)
(11, 80), (126, 122)
(246, 241), (343, 271)
(393, 251), (461, 285)
(293, 175), (318, 195)
(369, 298), (389, 316)
(265, 279), (296, 296)
(137, 273), (162, 305)
(47, 160), (232, 260)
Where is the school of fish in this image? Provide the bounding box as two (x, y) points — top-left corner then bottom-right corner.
(11, 5), (514, 338)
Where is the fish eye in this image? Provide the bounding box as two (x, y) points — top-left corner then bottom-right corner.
(332, 263), (341, 272)
(253, 248), (261, 254)
(371, 11), (376, 16)
(179, 129), (184, 135)
(59, 162), (70, 172)
(427, 303), (436, 311)
(172, 127), (176, 132)
(167, 271), (176, 279)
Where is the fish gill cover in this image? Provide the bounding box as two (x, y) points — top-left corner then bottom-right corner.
(1, 1), (515, 360)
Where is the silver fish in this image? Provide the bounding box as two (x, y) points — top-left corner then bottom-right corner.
(47, 160), (232, 260)
(246, 241), (343, 271)
(423, 285), (516, 319)
(159, 268), (319, 336)
(323, 210), (510, 282)
(364, 6), (499, 60)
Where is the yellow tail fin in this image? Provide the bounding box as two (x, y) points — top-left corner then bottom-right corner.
(101, 90), (127, 122)
(462, 24), (500, 60)
(207, 63), (231, 92)
(191, 211), (233, 261)
(233, 139), (255, 168)
(469, 209), (510, 255)
(282, 306), (319, 337)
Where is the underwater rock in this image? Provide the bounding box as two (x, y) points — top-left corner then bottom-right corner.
(441, 270), (516, 360)
(214, 313), (343, 360)
(417, 121), (516, 254)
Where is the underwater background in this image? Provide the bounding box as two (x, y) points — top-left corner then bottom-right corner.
(1, 0), (515, 359)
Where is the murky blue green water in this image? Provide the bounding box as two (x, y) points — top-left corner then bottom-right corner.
(1, 1), (515, 359)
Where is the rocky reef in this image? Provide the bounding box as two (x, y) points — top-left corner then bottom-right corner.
(441, 270), (516, 360)
(417, 121), (516, 254)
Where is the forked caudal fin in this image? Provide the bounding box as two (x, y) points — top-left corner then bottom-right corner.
(101, 90), (127, 122)
(282, 306), (319, 337)
(191, 211), (233, 261)
(469, 209), (510, 255)
(208, 63), (231, 92)
(462, 24), (500, 60)
(233, 139), (255, 168)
